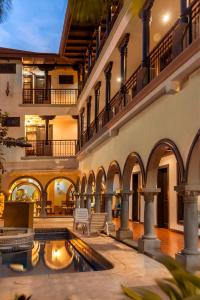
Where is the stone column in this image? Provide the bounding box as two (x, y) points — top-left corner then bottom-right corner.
(175, 186), (200, 271)
(116, 190), (133, 240)
(80, 193), (85, 208)
(88, 45), (93, 71)
(105, 192), (115, 231)
(138, 188), (161, 253)
(86, 96), (92, 140)
(94, 192), (101, 213)
(75, 192), (80, 208)
(40, 191), (47, 217)
(86, 193), (92, 214)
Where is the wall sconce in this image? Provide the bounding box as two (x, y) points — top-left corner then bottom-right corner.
(6, 82), (10, 96)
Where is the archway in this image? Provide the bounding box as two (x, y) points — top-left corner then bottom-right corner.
(186, 130), (200, 227)
(96, 167), (106, 212)
(146, 139), (184, 229)
(106, 161), (122, 225)
(138, 139), (185, 253)
(87, 171), (95, 211)
(8, 177), (43, 217)
(123, 152), (145, 223)
(45, 177), (76, 216)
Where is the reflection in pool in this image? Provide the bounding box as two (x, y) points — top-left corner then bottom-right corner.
(0, 239), (94, 277)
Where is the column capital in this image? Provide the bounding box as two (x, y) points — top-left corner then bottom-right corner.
(118, 33), (130, 51)
(139, 187), (161, 196)
(104, 61), (113, 75)
(175, 185), (200, 197)
(94, 81), (101, 92)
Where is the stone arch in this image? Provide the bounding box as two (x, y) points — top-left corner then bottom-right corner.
(106, 161), (122, 192)
(9, 176), (43, 193)
(87, 171), (95, 193)
(96, 166), (106, 193)
(146, 138), (185, 187)
(122, 152), (145, 190)
(186, 129), (200, 185)
(44, 176), (76, 192)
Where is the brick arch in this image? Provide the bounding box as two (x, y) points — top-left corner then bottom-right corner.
(122, 152), (145, 190)
(87, 170), (95, 193)
(146, 138), (185, 187)
(186, 129), (200, 185)
(106, 160), (122, 192)
(44, 176), (76, 192)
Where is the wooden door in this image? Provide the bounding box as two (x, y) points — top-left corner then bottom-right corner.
(36, 125), (53, 156)
(157, 167), (169, 228)
(132, 173), (139, 221)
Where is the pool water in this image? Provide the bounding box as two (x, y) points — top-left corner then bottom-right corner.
(0, 229), (112, 277)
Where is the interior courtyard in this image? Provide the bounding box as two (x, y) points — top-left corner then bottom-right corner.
(0, 0), (200, 299)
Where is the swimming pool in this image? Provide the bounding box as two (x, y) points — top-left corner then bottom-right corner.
(0, 228), (113, 277)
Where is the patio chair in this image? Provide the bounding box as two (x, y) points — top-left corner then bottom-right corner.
(83, 212), (109, 236)
(73, 208), (89, 231)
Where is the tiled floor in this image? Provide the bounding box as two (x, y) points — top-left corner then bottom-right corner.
(113, 218), (200, 257)
(0, 218), (170, 300)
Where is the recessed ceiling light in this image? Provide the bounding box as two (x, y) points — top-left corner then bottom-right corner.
(117, 77), (122, 82)
(162, 13), (170, 24)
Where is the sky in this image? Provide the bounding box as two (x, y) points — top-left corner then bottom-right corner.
(0, 0), (67, 53)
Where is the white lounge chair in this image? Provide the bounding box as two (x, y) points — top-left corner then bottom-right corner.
(73, 208), (89, 231)
(83, 212), (109, 236)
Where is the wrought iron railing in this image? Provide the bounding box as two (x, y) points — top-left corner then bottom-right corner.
(25, 140), (77, 157)
(80, 0), (123, 92)
(79, 0), (200, 149)
(23, 89), (78, 105)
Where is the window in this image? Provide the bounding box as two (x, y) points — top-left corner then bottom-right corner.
(3, 117), (20, 127)
(59, 75), (74, 85)
(0, 64), (16, 74)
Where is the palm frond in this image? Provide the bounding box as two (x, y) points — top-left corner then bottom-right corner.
(0, 0), (12, 23)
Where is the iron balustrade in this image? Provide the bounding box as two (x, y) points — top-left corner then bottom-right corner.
(79, 0), (200, 149)
(23, 89), (78, 105)
(80, 0), (123, 93)
(25, 140), (77, 157)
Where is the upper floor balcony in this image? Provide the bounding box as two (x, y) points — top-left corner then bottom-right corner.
(78, 0), (200, 152)
(23, 88), (78, 105)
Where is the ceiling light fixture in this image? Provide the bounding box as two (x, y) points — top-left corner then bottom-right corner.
(162, 13), (170, 24)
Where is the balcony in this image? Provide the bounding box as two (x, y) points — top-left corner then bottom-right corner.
(23, 89), (78, 105)
(25, 140), (77, 158)
(79, 0), (200, 150)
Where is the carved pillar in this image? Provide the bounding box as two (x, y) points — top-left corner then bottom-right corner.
(180, 0), (188, 23)
(94, 81), (101, 132)
(116, 190), (133, 240)
(80, 193), (85, 208)
(175, 186), (200, 271)
(105, 192), (115, 231)
(96, 25), (101, 59)
(104, 62), (113, 124)
(40, 191), (47, 217)
(138, 188), (161, 253)
(94, 192), (101, 213)
(74, 192), (80, 208)
(118, 33), (130, 106)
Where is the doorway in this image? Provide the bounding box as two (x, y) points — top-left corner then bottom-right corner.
(157, 166), (169, 228)
(132, 173), (140, 222)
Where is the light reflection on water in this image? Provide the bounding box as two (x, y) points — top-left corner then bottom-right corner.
(0, 240), (93, 277)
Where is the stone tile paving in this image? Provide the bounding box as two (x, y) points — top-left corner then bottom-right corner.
(0, 218), (170, 300)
